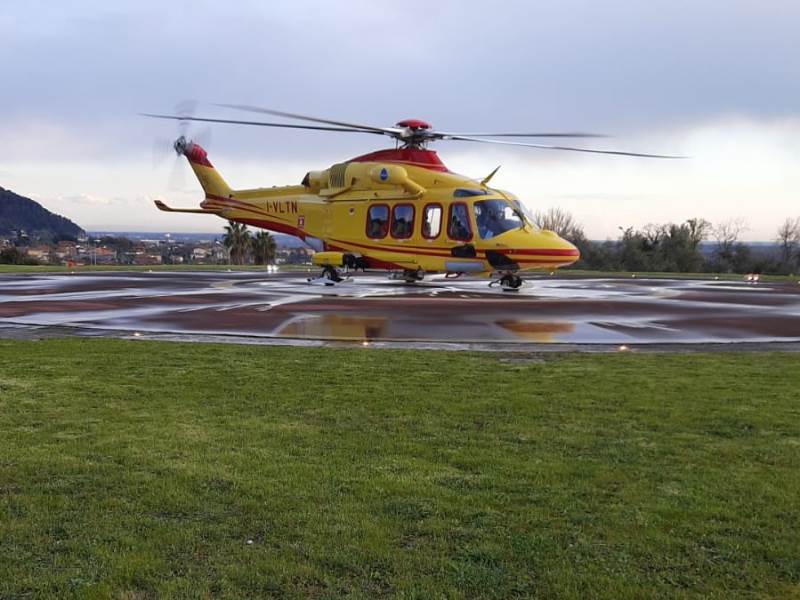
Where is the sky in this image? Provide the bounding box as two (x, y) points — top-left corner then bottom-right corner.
(1, 0), (798, 240)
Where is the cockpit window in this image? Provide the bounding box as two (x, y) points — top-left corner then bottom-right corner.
(511, 199), (535, 224)
(474, 200), (523, 239)
(447, 202), (472, 241)
(453, 188), (488, 198)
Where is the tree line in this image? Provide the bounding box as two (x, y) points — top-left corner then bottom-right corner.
(534, 208), (800, 275)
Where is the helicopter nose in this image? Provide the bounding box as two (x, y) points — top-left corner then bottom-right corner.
(562, 240), (580, 266)
(555, 236), (580, 266)
(522, 230), (580, 267)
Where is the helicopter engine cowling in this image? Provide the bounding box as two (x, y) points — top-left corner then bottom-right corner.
(369, 164), (408, 185)
(302, 170), (325, 191)
(368, 165), (425, 197)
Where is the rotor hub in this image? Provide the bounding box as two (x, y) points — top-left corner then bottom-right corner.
(173, 135), (188, 156)
(395, 119), (434, 148)
(396, 119), (431, 131)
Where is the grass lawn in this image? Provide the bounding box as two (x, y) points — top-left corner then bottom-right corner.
(1, 340), (799, 598)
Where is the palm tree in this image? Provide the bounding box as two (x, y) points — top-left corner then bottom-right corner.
(222, 221), (251, 265)
(252, 230), (277, 265)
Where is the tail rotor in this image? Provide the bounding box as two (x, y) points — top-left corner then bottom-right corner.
(151, 100), (211, 191)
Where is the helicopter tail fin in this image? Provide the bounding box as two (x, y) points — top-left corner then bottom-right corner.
(179, 140), (232, 198)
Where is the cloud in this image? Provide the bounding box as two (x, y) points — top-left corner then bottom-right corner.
(0, 0), (798, 238)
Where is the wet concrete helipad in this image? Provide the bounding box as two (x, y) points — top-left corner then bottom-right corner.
(2, 271), (800, 350)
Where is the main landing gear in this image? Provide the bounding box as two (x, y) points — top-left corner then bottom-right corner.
(307, 265), (349, 286)
(390, 268), (425, 284)
(489, 272), (524, 292)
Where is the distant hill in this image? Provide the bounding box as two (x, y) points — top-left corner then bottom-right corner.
(0, 187), (84, 239)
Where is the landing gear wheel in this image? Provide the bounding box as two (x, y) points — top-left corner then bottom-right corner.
(490, 273), (523, 291)
(403, 268), (425, 284)
(308, 265), (346, 286)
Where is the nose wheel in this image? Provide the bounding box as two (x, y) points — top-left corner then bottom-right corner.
(490, 272), (523, 291)
(308, 265), (348, 286)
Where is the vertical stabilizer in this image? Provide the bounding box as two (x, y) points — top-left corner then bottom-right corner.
(175, 136), (231, 198)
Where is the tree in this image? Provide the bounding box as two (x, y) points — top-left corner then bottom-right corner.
(685, 218), (711, 249)
(617, 226), (650, 271)
(251, 230), (277, 265)
(776, 217), (800, 267)
(711, 218), (748, 272)
(641, 223), (667, 252)
(533, 207), (583, 240)
(0, 247), (23, 264)
(657, 218), (709, 272)
(222, 221), (251, 265)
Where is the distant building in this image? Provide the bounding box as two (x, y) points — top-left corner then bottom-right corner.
(278, 247), (314, 265)
(94, 247), (116, 265)
(55, 241), (78, 261)
(133, 254), (162, 265)
(26, 245), (52, 263)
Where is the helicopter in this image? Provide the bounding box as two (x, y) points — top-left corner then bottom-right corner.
(144, 104), (681, 290)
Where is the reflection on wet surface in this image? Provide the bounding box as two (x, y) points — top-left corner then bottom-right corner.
(277, 315), (388, 340)
(1, 271), (800, 345)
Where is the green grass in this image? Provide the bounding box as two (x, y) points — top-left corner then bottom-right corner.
(1, 340), (799, 598)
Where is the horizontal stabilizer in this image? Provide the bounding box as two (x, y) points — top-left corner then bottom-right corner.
(154, 200), (220, 214)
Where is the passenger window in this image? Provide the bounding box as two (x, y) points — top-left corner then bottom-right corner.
(447, 202), (472, 241)
(366, 204), (389, 238)
(391, 204), (414, 239)
(422, 204), (442, 239)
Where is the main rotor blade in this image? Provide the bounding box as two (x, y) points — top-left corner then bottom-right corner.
(215, 103), (401, 136)
(141, 113), (380, 134)
(434, 131), (609, 139)
(443, 135), (687, 159)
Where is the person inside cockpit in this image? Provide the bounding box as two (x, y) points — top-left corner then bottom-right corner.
(475, 200), (523, 240)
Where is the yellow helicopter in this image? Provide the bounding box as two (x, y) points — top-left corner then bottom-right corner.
(145, 105), (680, 290)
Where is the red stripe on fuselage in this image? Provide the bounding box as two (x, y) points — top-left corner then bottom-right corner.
(498, 248), (579, 257)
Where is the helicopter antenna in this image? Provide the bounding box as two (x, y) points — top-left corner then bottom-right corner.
(481, 166), (502, 186)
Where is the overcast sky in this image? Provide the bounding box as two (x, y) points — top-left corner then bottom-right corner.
(1, 0), (798, 239)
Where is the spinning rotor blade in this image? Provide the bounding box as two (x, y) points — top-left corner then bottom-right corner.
(141, 113), (377, 134)
(148, 100), (211, 193)
(215, 103), (401, 136)
(168, 159), (186, 191)
(442, 134), (686, 159)
(433, 131), (608, 139)
(143, 103), (684, 159)
(174, 99), (197, 138)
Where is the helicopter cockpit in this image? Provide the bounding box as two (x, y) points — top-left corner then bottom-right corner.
(473, 199), (526, 240)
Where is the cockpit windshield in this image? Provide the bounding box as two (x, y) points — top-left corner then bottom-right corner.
(511, 199), (535, 224)
(474, 200), (524, 239)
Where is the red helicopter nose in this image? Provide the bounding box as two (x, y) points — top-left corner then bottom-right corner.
(396, 119), (431, 131)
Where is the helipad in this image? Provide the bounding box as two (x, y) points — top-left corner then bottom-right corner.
(1, 271), (799, 350)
